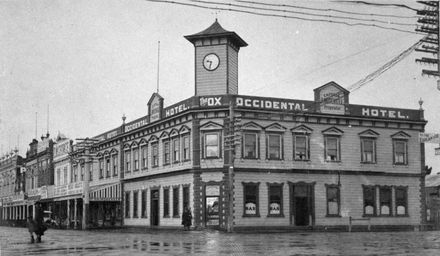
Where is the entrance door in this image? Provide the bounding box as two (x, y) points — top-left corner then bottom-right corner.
(205, 184), (220, 227)
(150, 190), (159, 226)
(290, 183), (314, 226)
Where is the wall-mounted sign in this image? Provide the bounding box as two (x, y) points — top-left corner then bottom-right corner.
(199, 96), (227, 107)
(164, 98), (192, 118)
(314, 81), (349, 115)
(148, 93), (164, 123)
(236, 96), (312, 112)
(350, 105), (421, 120)
(419, 133), (440, 144)
(435, 147), (440, 156)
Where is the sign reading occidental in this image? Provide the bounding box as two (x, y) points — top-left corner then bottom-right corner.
(236, 96), (313, 112)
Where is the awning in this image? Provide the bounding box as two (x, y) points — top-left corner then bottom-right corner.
(89, 183), (121, 202)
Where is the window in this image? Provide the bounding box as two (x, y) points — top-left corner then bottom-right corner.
(183, 185), (190, 209)
(204, 133), (220, 158)
(133, 148), (139, 171)
(63, 167), (67, 185)
(243, 182), (260, 217)
(267, 183), (283, 217)
(326, 184), (340, 216)
(243, 133), (258, 159)
(163, 140), (170, 165)
(80, 165), (85, 181)
(173, 186), (179, 217)
(393, 140), (408, 165)
(141, 189), (147, 218)
(152, 143), (159, 167)
(106, 158), (110, 177)
(395, 187), (408, 216)
(125, 191), (130, 218)
(112, 154), (118, 176)
(133, 191), (138, 218)
(99, 160), (104, 179)
(267, 134), (282, 160)
(363, 185), (376, 216)
(89, 164), (93, 181)
(183, 135), (190, 161)
(141, 146), (148, 169)
(56, 168), (61, 185)
(125, 151), (131, 172)
(325, 136), (340, 161)
(379, 186), (392, 216)
(361, 138), (376, 163)
(172, 138), (180, 163)
(293, 134), (309, 160)
(163, 188), (170, 217)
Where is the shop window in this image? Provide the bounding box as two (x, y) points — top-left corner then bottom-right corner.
(393, 139), (408, 165)
(141, 145), (148, 169)
(163, 188), (170, 217)
(106, 158), (110, 177)
(395, 186), (408, 216)
(242, 182), (260, 217)
(267, 183), (283, 217)
(379, 186), (392, 216)
(99, 160), (103, 179)
(293, 134), (310, 161)
(141, 189), (147, 218)
(203, 132), (221, 158)
(133, 148), (139, 171)
(326, 184), (340, 216)
(125, 151), (131, 172)
(325, 136), (340, 162)
(173, 138), (180, 163)
(182, 135), (190, 161)
(133, 190), (138, 218)
(173, 186), (179, 217)
(363, 185), (376, 216)
(152, 143), (159, 167)
(361, 138), (376, 163)
(125, 191), (130, 218)
(266, 134), (283, 160)
(112, 154), (118, 176)
(163, 140), (170, 165)
(243, 133), (258, 159)
(183, 185), (190, 209)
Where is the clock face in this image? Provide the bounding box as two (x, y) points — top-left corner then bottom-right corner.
(203, 53), (220, 71)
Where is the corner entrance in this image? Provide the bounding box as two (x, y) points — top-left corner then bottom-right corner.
(150, 189), (159, 226)
(290, 182), (315, 226)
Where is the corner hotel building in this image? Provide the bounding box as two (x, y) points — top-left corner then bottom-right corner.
(91, 20), (427, 231)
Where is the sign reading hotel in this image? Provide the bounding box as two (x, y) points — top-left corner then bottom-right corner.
(164, 98), (193, 118)
(314, 81), (349, 115)
(350, 105), (421, 120)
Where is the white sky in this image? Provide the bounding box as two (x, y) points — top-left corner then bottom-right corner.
(1, 0), (439, 172)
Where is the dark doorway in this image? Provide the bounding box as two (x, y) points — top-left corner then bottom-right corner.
(150, 190), (159, 226)
(290, 183), (314, 226)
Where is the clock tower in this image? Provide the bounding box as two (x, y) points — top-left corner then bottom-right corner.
(185, 20), (247, 96)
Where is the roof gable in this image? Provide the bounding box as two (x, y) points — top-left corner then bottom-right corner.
(242, 121), (263, 131)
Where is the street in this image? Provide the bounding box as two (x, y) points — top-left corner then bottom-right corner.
(0, 227), (439, 256)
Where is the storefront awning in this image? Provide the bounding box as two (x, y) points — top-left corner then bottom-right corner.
(89, 182), (121, 202)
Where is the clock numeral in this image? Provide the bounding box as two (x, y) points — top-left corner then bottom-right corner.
(207, 60), (212, 69)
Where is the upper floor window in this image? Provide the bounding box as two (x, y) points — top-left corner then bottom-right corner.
(163, 140), (170, 165)
(141, 145), (148, 169)
(291, 125), (313, 161)
(391, 131), (410, 165)
(80, 164), (85, 181)
(243, 133), (258, 159)
(361, 138), (376, 163)
(106, 158), (110, 177)
(266, 134), (283, 160)
(182, 135), (190, 161)
(99, 159), (104, 179)
(133, 148), (139, 171)
(204, 133), (221, 158)
(172, 137), (180, 163)
(152, 143), (159, 167)
(125, 151), (131, 172)
(112, 154), (118, 176)
(325, 136), (340, 162)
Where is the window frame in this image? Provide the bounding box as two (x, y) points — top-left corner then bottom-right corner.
(293, 134), (310, 161)
(112, 153), (118, 177)
(266, 133), (283, 160)
(395, 186), (408, 217)
(152, 142), (159, 167)
(173, 186), (180, 218)
(242, 132), (259, 159)
(360, 137), (376, 164)
(133, 147), (139, 171)
(324, 135), (341, 162)
(379, 186), (392, 216)
(125, 191), (130, 218)
(141, 189), (148, 218)
(133, 190), (138, 218)
(99, 159), (104, 179)
(203, 132), (221, 159)
(393, 139), (408, 165)
(141, 144), (148, 170)
(172, 137), (180, 163)
(362, 185), (376, 217)
(242, 182), (260, 217)
(125, 150), (131, 173)
(182, 135), (190, 161)
(163, 187), (170, 218)
(106, 157), (110, 177)
(325, 184), (341, 217)
(267, 183), (284, 217)
(163, 139), (171, 165)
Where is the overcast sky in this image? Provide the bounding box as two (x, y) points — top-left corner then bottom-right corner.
(1, 0), (439, 172)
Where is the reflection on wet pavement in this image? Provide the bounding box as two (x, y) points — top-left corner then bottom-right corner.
(0, 226), (439, 255)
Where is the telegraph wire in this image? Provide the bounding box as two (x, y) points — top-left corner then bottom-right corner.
(190, 0), (415, 26)
(145, 0), (418, 34)
(235, 0), (417, 19)
(333, 1), (418, 12)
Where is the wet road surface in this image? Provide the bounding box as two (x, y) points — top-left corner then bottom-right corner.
(0, 226), (439, 255)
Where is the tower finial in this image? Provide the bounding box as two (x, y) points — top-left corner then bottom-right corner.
(419, 97), (424, 110)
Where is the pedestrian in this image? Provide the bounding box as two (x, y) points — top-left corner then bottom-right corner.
(33, 203), (47, 243)
(182, 204), (192, 231)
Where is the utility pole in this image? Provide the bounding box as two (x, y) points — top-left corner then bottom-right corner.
(415, 1), (440, 90)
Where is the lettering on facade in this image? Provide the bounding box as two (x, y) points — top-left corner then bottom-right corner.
(435, 147), (440, 156)
(200, 96), (223, 107)
(419, 133), (440, 144)
(236, 96), (310, 112)
(125, 118), (149, 133)
(318, 85), (346, 115)
(361, 108), (409, 119)
(165, 103), (190, 117)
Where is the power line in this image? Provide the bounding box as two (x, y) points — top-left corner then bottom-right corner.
(145, 0), (418, 34)
(334, 1), (418, 12)
(236, 0), (417, 19)
(190, 0), (415, 26)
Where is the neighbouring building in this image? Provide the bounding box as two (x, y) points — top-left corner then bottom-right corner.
(0, 150), (26, 226)
(425, 173), (440, 229)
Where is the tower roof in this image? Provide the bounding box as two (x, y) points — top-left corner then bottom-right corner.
(184, 20), (248, 47)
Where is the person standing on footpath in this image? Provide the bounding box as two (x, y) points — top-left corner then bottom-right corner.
(27, 203), (47, 243)
(182, 204), (192, 231)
